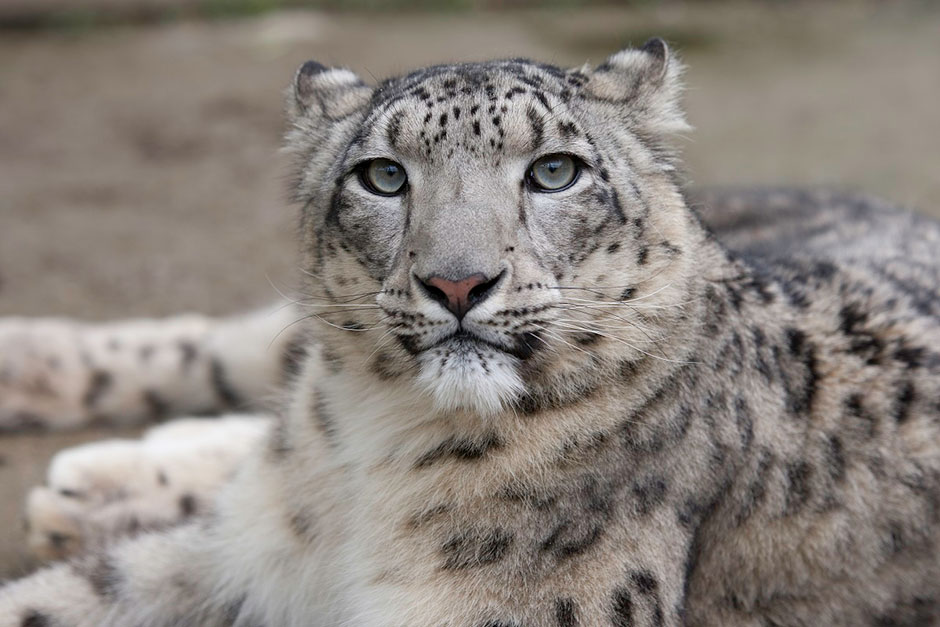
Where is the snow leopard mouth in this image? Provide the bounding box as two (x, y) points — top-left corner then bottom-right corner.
(448, 329), (541, 361)
(397, 329), (541, 361)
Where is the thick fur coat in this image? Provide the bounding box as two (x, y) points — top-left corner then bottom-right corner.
(1, 41), (939, 626)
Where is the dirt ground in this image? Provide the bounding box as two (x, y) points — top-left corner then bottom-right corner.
(1, 1), (939, 578)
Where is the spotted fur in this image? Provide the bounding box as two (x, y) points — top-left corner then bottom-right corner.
(2, 40), (940, 626)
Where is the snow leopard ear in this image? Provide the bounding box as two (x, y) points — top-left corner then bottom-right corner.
(287, 60), (373, 122)
(587, 38), (690, 136)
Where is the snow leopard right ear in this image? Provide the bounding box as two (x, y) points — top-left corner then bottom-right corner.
(587, 38), (690, 137)
(287, 60), (373, 123)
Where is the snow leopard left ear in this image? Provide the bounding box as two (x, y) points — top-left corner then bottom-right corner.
(587, 38), (690, 136)
(287, 60), (373, 123)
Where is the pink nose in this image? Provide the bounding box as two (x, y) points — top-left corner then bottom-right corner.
(421, 273), (496, 320)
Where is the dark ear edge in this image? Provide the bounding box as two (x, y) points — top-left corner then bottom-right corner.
(288, 60), (372, 122)
(294, 61), (330, 104)
(586, 39), (690, 154)
(639, 37), (669, 82)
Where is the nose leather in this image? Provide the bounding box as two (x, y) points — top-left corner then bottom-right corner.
(423, 273), (490, 320)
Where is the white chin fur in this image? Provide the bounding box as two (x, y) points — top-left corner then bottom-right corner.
(414, 342), (523, 415)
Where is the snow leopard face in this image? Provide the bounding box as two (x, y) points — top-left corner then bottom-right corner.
(285, 41), (697, 415)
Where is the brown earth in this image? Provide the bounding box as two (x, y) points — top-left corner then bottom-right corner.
(1, 1), (939, 578)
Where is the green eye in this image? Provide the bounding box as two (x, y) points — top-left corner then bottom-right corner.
(361, 158), (407, 196)
(528, 154), (579, 192)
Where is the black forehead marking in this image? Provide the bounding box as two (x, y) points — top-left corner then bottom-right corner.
(368, 58), (570, 119)
(526, 106), (545, 150)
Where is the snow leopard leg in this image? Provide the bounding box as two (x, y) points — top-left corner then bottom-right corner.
(0, 303), (304, 431)
(24, 414), (270, 561)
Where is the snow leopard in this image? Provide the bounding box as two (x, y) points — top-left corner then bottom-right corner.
(1, 38), (940, 626)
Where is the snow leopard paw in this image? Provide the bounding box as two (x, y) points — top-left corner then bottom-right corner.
(24, 415), (270, 560)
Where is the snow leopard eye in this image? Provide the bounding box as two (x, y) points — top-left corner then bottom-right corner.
(528, 154), (579, 192)
(360, 158), (408, 196)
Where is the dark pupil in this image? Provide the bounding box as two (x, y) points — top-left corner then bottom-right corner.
(544, 160), (562, 173)
(380, 164), (399, 180)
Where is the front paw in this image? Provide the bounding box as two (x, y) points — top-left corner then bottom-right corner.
(23, 416), (269, 561)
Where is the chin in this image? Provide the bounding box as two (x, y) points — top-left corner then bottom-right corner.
(413, 337), (524, 416)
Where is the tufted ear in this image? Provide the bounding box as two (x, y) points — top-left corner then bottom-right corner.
(287, 60), (373, 123)
(587, 38), (690, 137)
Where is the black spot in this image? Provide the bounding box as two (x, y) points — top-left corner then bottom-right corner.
(210, 358), (242, 407)
(894, 345), (926, 370)
(473, 120), (481, 136)
(557, 120), (578, 137)
(386, 112), (403, 148)
(288, 509), (316, 541)
(20, 611), (52, 627)
(396, 334), (422, 355)
(845, 393), (877, 438)
(893, 381), (916, 423)
(555, 598), (579, 626)
(369, 352), (401, 381)
(785, 460), (813, 513)
(781, 327), (818, 416)
(81, 554), (121, 599)
(526, 106), (544, 148)
(632, 475), (668, 515)
(179, 494), (197, 517)
(82, 370), (113, 408)
(312, 395), (338, 442)
(631, 570), (658, 595)
(838, 303), (868, 334)
(575, 333), (601, 346)
(631, 570), (664, 626)
(734, 396), (754, 450)
(177, 340), (198, 368)
(442, 528), (513, 570)
(736, 449), (774, 525)
(540, 520), (604, 559)
(280, 337), (308, 380)
(143, 389), (170, 419)
(221, 595), (247, 624)
(606, 242), (620, 254)
(611, 588), (634, 626)
(415, 433), (502, 468)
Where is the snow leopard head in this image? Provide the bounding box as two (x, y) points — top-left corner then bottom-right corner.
(285, 40), (698, 416)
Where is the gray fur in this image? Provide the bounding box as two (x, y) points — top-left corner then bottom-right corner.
(2, 41), (939, 627)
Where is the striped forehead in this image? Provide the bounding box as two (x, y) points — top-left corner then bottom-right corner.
(357, 61), (590, 162)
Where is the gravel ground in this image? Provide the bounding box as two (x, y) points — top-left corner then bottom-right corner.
(1, 1), (938, 577)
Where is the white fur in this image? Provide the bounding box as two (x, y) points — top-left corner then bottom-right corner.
(414, 340), (523, 415)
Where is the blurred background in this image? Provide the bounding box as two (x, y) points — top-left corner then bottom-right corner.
(0, 0), (938, 576)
